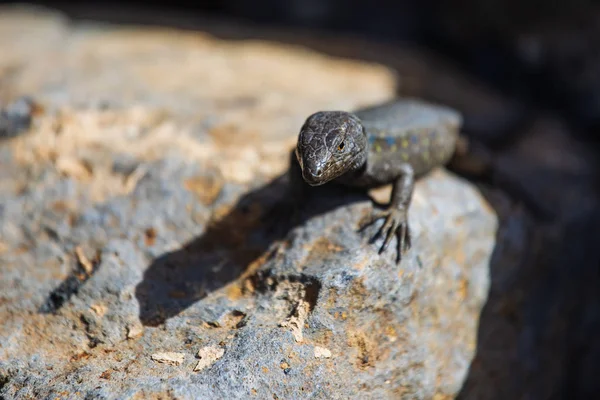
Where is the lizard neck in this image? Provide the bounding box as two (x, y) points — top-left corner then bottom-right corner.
(347, 119), (368, 172)
(349, 148), (367, 172)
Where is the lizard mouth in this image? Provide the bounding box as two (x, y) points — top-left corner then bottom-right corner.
(302, 171), (331, 186)
(302, 156), (357, 186)
(305, 178), (330, 187)
(302, 163), (335, 186)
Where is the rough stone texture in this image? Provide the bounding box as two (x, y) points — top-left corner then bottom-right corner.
(0, 6), (497, 399)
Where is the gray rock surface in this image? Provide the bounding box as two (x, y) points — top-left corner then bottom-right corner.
(0, 6), (497, 399)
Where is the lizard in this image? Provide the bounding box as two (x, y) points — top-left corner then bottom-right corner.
(289, 98), (464, 263)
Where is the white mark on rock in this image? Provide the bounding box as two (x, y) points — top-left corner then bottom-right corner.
(314, 346), (332, 358)
(151, 352), (185, 366)
(75, 245), (94, 275)
(126, 323), (143, 339)
(194, 346), (225, 372)
(279, 299), (310, 343)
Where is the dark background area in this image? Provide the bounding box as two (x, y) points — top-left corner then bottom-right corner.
(2, 0), (600, 398)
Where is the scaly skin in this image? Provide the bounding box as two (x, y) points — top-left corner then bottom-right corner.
(294, 98), (463, 263)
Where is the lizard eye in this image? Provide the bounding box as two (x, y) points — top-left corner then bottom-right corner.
(337, 141), (345, 151)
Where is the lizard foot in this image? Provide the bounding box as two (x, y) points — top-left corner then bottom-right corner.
(361, 206), (412, 263)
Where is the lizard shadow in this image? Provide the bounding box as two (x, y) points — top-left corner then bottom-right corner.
(135, 170), (370, 327)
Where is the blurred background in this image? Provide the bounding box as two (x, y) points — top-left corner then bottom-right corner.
(1, 0), (599, 398)
(5, 0), (600, 132)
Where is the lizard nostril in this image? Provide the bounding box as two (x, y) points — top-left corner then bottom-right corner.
(315, 168), (322, 176)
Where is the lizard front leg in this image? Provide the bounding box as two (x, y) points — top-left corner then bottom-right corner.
(367, 163), (414, 263)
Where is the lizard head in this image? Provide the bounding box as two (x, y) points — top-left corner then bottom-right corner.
(295, 111), (367, 186)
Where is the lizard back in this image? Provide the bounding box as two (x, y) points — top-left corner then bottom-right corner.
(355, 99), (462, 177)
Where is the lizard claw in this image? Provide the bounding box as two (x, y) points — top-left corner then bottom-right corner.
(361, 207), (411, 263)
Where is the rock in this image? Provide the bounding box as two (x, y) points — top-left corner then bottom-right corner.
(0, 6), (496, 399)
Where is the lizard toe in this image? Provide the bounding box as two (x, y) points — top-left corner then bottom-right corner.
(364, 207), (411, 263)
(379, 215), (397, 254)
